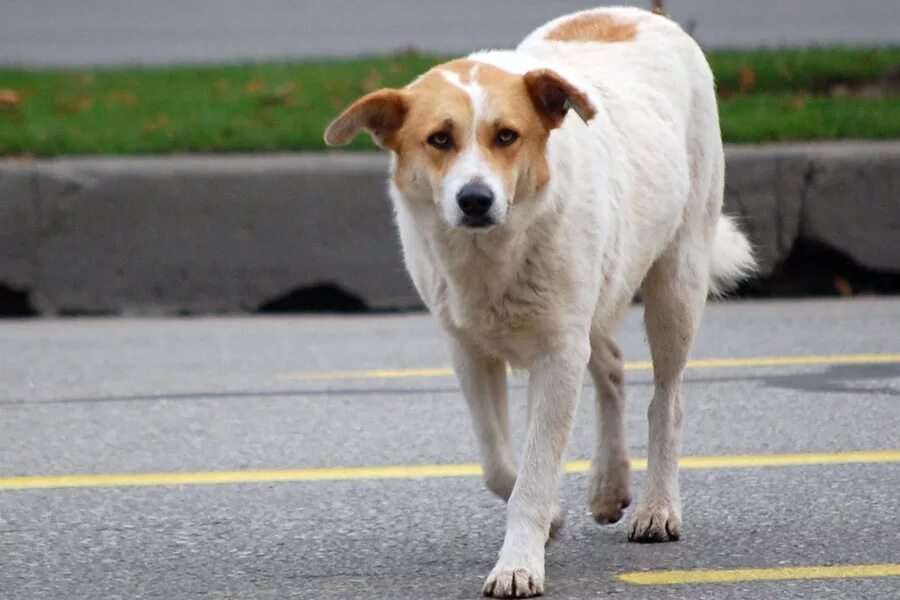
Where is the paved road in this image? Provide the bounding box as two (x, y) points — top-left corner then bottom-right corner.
(2, 1), (899, 66)
(1, 298), (899, 599)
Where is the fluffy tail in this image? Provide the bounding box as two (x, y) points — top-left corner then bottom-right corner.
(709, 216), (756, 296)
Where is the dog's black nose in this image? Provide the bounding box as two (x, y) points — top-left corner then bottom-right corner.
(456, 182), (494, 218)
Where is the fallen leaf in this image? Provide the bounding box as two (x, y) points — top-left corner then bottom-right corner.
(106, 90), (138, 106)
(58, 97), (94, 114)
(791, 95), (807, 110)
(0, 89), (21, 108)
(834, 277), (853, 296)
(739, 67), (757, 93)
(274, 82), (298, 96)
(245, 78), (267, 94)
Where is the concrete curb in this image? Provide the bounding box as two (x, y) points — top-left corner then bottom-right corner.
(1, 141), (898, 315)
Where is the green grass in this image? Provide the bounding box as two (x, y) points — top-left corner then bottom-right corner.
(721, 94), (900, 142)
(710, 47), (900, 94)
(1, 48), (899, 156)
(0, 53), (439, 155)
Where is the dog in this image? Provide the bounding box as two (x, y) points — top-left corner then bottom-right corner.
(325, 6), (755, 597)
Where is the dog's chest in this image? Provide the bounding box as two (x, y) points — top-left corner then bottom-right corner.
(438, 245), (573, 367)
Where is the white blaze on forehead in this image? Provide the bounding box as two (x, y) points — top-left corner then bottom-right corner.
(434, 65), (508, 226)
(438, 65), (485, 125)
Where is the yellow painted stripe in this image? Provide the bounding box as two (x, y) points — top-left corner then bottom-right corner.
(618, 563), (900, 585)
(2, 450), (897, 491)
(277, 353), (900, 381)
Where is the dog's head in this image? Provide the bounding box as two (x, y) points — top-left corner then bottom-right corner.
(325, 56), (596, 231)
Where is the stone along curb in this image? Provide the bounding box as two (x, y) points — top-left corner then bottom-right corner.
(1, 141), (898, 315)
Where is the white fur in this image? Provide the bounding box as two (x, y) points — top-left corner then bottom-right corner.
(710, 216), (757, 296)
(383, 7), (755, 597)
(437, 66), (509, 227)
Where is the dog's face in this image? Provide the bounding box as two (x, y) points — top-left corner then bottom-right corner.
(325, 59), (596, 231)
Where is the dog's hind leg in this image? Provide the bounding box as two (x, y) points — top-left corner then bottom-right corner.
(628, 230), (712, 543)
(587, 332), (632, 525)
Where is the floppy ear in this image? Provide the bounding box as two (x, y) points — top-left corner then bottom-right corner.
(324, 89), (408, 149)
(523, 69), (597, 128)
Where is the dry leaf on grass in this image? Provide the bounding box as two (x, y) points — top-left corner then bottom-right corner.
(0, 89), (21, 108)
(738, 67), (757, 93)
(245, 78), (267, 94)
(58, 97), (94, 114)
(274, 82), (299, 97)
(106, 91), (138, 107)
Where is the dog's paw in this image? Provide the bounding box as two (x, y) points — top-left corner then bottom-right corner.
(588, 463), (631, 524)
(547, 503), (565, 540)
(483, 566), (544, 598)
(627, 501), (681, 543)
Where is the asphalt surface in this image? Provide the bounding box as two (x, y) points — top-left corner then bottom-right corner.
(2, 0), (900, 66)
(1, 298), (900, 599)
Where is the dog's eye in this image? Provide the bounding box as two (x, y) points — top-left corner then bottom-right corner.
(496, 129), (519, 147)
(427, 132), (453, 150)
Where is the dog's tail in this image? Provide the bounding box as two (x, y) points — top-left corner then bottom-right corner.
(708, 215), (756, 296)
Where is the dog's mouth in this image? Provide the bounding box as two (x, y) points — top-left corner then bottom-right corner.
(459, 215), (497, 230)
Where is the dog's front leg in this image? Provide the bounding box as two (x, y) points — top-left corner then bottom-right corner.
(450, 337), (517, 500)
(483, 338), (588, 598)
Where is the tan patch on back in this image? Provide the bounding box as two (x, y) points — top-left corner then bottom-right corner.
(546, 13), (638, 43)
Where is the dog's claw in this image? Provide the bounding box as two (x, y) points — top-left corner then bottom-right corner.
(591, 493), (632, 525)
(483, 567), (544, 598)
(627, 502), (681, 542)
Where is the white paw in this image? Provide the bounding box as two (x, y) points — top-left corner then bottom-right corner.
(588, 460), (632, 524)
(482, 565), (545, 598)
(627, 501), (681, 542)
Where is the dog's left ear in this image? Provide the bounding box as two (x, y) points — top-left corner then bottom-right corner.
(324, 88), (408, 149)
(524, 69), (597, 128)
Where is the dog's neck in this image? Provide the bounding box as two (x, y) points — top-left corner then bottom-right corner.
(429, 184), (573, 337)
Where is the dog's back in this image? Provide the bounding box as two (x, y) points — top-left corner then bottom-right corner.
(517, 6), (753, 301)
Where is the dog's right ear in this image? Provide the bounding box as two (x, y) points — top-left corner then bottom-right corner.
(324, 89), (408, 149)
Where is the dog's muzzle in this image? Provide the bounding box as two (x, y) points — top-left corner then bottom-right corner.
(456, 182), (495, 228)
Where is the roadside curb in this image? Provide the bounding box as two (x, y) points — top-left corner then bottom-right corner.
(1, 142), (898, 315)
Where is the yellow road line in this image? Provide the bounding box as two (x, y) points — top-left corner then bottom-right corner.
(618, 563), (900, 585)
(2, 450), (897, 491)
(277, 353), (900, 381)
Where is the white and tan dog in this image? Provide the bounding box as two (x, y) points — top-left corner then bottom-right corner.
(326, 6), (754, 598)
